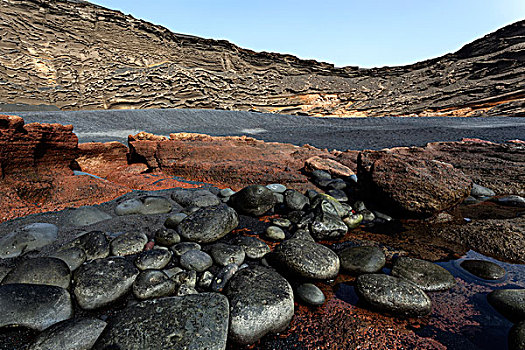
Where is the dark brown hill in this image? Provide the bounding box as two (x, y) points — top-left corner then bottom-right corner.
(0, 0), (524, 117)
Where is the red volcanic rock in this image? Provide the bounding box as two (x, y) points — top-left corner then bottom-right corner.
(304, 156), (355, 177)
(128, 132), (330, 191)
(357, 150), (472, 217)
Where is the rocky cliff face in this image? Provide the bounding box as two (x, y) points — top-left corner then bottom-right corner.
(0, 0), (524, 117)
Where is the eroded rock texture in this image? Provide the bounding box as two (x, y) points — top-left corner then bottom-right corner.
(0, 0), (524, 117)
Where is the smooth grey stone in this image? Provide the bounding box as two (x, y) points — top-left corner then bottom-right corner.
(327, 189), (348, 202)
(359, 209), (376, 222)
(177, 284), (199, 296)
(171, 242), (201, 257)
(373, 210), (393, 222)
(164, 213), (188, 229)
(487, 289), (525, 323)
(0, 284), (73, 331)
(316, 178), (333, 188)
(353, 201), (367, 212)
(392, 257), (456, 291)
(221, 196), (231, 203)
(305, 189), (319, 200)
(163, 267), (183, 278)
(471, 183), (496, 197)
(180, 250), (213, 272)
(266, 226), (286, 241)
(310, 212), (348, 240)
(311, 169), (331, 181)
(296, 283), (325, 306)
(234, 236), (270, 259)
(29, 317), (107, 350)
(172, 270), (197, 289)
(198, 271), (214, 289)
(177, 205), (239, 244)
(93, 293), (229, 350)
(311, 194), (346, 217)
(266, 183), (287, 193)
(496, 195), (525, 208)
(65, 231), (109, 260)
(348, 174), (358, 183)
(339, 246), (386, 274)
(290, 229), (315, 242)
(171, 188), (220, 208)
(154, 227), (181, 246)
(272, 218), (292, 229)
(343, 213), (364, 229)
(509, 321), (525, 350)
(69, 206), (112, 227)
(135, 249), (172, 270)
(327, 178), (346, 190)
(283, 189), (309, 211)
(0, 223), (58, 258)
(133, 270), (176, 300)
(50, 247), (86, 272)
(273, 239), (340, 279)
(184, 206), (201, 214)
(226, 267), (294, 345)
(73, 257), (139, 310)
(219, 188), (236, 197)
(460, 259), (506, 280)
(110, 231), (148, 256)
(230, 185), (277, 216)
(356, 274), (432, 317)
(114, 198), (143, 216)
(138, 196), (173, 214)
(210, 263), (239, 292)
(2, 257), (70, 289)
(274, 193), (284, 204)
(210, 243), (245, 266)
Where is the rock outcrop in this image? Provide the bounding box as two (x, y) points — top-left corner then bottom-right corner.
(0, 0), (524, 117)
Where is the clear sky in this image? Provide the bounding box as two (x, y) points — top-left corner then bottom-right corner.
(91, 0), (525, 68)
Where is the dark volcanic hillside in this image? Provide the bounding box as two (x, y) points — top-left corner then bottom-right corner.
(0, 0), (524, 117)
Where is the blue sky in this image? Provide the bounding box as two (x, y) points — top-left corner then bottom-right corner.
(91, 0), (524, 68)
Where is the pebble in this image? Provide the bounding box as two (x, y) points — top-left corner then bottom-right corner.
(373, 210), (393, 222)
(230, 185), (277, 216)
(66, 231), (110, 260)
(0, 284), (73, 331)
(198, 271), (214, 289)
(265, 225), (286, 241)
(312, 194), (347, 217)
(137, 196), (173, 214)
(132, 270), (176, 300)
(460, 259), (506, 280)
(274, 193), (284, 204)
(180, 250), (213, 272)
(110, 231), (148, 256)
(171, 188), (220, 207)
(311, 169), (332, 181)
(359, 209), (376, 222)
(356, 274), (432, 317)
(495, 195), (525, 208)
(177, 284), (199, 296)
(135, 248), (172, 270)
(172, 270), (197, 289)
(266, 183), (287, 193)
(290, 229), (316, 242)
(0, 223), (58, 258)
(310, 212), (348, 240)
(470, 183), (496, 197)
(463, 196), (480, 205)
(219, 188), (236, 197)
(339, 246), (386, 274)
(49, 247), (86, 272)
(392, 257), (456, 291)
(171, 242), (201, 257)
(210, 263), (239, 292)
(353, 201), (367, 212)
(327, 178), (347, 190)
(177, 205), (239, 243)
(210, 243), (245, 266)
(154, 227), (181, 246)
(92, 294), (229, 350)
(226, 266), (294, 345)
(487, 289), (525, 323)
(164, 213), (188, 229)
(343, 213), (364, 229)
(272, 217), (292, 229)
(163, 267), (183, 278)
(29, 317), (107, 350)
(114, 198), (143, 215)
(273, 239), (340, 279)
(68, 206), (112, 227)
(305, 189), (319, 200)
(2, 257), (70, 289)
(234, 236), (270, 259)
(283, 189), (309, 211)
(509, 321), (525, 350)
(327, 189), (348, 202)
(73, 257), (139, 310)
(296, 283), (326, 306)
